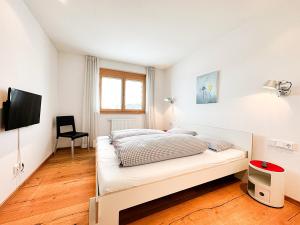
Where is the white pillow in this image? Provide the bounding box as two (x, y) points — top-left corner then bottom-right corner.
(196, 135), (233, 152)
(110, 129), (165, 142)
(167, 128), (197, 136)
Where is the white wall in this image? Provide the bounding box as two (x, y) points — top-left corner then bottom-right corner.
(166, 4), (300, 201)
(57, 52), (168, 147)
(0, 0), (58, 204)
(57, 53), (85, 147)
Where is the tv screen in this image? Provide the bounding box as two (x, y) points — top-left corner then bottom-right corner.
(3, 88), (42, 131)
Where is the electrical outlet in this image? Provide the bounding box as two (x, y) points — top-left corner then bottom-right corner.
(268, 139), (296, 151)
(278, 142), (293, 150)
(13, 164), (20, 177)
(13, 162), (25, 177)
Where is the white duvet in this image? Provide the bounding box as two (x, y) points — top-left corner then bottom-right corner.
(96, 136), (246, 196)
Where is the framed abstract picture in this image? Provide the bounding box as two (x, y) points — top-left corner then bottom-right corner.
(196, 71), (219, 104)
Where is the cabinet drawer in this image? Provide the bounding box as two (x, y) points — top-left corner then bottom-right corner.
(255, 185), (270, 203)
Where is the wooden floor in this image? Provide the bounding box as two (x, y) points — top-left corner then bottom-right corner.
(123, 178), (300, 225)
(0, 148), (95, 225)
(0, 148), (300, 225)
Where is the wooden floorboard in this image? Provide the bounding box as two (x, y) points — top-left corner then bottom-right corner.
(0, 148), (300, 225)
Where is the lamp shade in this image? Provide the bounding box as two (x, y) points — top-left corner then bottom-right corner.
(263, 80), (278, 90)
(164, 97), (174, 104)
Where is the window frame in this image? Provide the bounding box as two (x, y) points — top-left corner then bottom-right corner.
(100, 68), (146, 114)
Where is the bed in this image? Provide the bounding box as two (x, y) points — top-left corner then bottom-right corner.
(89, 125), (253, 225)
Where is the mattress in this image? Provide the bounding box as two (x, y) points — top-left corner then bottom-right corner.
(96, 136), (247, 196)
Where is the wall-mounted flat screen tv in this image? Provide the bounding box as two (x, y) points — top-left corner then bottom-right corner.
(3, 88), (42, 131)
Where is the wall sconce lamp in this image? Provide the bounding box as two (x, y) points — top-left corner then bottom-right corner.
(164, 97), (175, 104)
(263, 80), (292, 97)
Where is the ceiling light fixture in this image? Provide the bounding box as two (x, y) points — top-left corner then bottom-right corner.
(58, 0), (69, 5)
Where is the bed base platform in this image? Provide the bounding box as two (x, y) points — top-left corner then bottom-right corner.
(90, 159), (248, 225)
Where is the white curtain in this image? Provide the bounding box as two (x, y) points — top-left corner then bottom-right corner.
(82, 56), (100, 148)
(145, 67), (155, 129)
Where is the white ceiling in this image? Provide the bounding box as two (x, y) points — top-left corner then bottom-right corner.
(24, 0), (286, 68)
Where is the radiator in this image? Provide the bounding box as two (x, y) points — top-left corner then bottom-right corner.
(109, 118), (144, 132)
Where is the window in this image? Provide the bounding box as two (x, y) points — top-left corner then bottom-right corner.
(100, 68), (146, 114)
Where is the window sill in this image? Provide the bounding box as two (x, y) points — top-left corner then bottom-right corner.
(100, 110), (145, 115)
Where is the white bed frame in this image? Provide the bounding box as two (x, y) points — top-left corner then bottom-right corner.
(89, 125), (253, 225)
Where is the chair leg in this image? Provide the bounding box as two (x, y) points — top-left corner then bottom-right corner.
(53, 139), (58, 155)
(71, 140), (74, 158)
(87, 136), (90, 150)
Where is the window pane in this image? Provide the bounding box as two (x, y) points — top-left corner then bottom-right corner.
(101, 77), (122, 109)
(125, 80), (143, 110)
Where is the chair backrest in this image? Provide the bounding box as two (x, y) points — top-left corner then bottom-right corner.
(56, 116), (76, 138)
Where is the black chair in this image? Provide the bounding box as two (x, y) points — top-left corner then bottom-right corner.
(54, 116), (89, 158)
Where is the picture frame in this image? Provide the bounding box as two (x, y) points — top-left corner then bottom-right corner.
(196, 71), (219, 104)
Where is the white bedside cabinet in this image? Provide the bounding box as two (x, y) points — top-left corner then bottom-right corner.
(247, 160), (285, 208)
